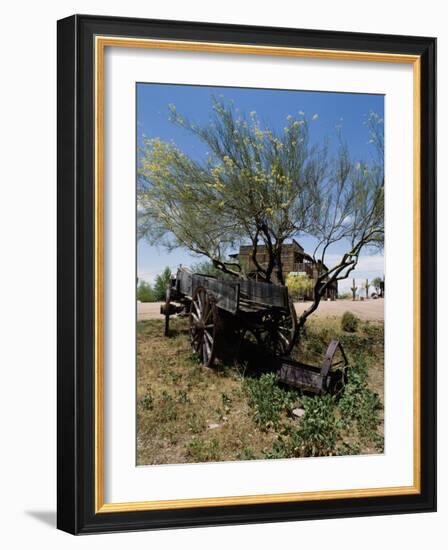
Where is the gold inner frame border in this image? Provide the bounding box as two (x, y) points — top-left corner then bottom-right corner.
(94, 36), (421, 513)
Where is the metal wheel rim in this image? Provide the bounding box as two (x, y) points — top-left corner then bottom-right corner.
(276, 298), (298, 354)
(257, 298), (297, 356)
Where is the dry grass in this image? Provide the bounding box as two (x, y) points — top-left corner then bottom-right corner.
(137, 318), (281, 465)
(136, 315), (384, 465)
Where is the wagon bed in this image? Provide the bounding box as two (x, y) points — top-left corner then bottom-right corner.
(173, 268), (290, 314)
(162, 267), (296, 364)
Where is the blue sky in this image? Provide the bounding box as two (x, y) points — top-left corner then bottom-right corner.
(136, 83), (384, 294)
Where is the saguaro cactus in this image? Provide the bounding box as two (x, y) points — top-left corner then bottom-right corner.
(351, 278), (357, 301)
(365, 278), (370, 299)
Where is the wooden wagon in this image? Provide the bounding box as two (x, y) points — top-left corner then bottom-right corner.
(161, 267), (348, 394)
(161, 267), (297, 365)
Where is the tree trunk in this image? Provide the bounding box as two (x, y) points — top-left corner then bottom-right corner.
(274, 244), (284, 285)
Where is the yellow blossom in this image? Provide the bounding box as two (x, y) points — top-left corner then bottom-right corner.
(254, 127), (264, 140)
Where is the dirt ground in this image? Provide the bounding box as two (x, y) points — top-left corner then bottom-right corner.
(136, 316), (384, 465)
(137, 298), (384, 322)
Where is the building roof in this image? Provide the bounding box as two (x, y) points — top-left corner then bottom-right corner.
(238, 238), (305, 254)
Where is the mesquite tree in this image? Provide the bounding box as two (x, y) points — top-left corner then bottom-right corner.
(138, 98), (384, 332)
(372, 276), (383, 294)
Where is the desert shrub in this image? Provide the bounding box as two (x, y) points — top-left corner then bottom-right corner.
(266, 394), (341, 458)
(361, 323), (384, 346)
(137, 281), (155, 302)
(138, 386), (154, 411)
(236, 448), (257, 461)
(296, 395), (340, 456)
(176, 389), (190, 404)
(285, 273), (313, 301)
(153, 267), (172, 301)
(186, 437), (220, 462)
(341, 311), (359, 332)
(338, 356), (382, 441)
(336, 441), (361, 455)
(186, 412), (206, 434)
(245, 373), (297, 429)
(221, 392), (232, 408)
(300, 330), (326, 356)
(159, 391), (178, 421)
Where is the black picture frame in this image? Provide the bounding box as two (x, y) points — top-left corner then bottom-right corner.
(57, 14), (436, 534)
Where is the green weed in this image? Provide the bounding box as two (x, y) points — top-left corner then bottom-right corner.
(338, 356), (382, 443)
(187, 412), (206, 434)
(186, 438), (220, 462)
(341, 311), (359, 332)
(266, 394), (340, 458)
(159, 391), (178, 421)
(237, 448), (257, 461)
(139, 386), (154, 411)
(245, 373), (298, 430)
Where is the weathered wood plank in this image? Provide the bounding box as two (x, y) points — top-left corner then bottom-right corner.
(191, 274), (240, 314)
(239, 280), (288, 308)
(277, 363), (324, 393)
(176, 268), (193, 297)
(174, 268), (288, 313)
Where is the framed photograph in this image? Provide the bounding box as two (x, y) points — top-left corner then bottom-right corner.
(57, 14), (436, 534)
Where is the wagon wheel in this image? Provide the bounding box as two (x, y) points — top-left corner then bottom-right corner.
(255, 298), (297, 356)
(189, 287), (218, 368)
(163, 285), (171, 336)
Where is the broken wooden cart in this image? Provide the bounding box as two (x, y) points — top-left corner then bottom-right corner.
(161, 267), (348, 394)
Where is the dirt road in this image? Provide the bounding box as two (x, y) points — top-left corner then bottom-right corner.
(138, 298), (384, 322)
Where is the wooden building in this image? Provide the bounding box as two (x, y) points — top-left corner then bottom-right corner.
(235, 239), (338, 300)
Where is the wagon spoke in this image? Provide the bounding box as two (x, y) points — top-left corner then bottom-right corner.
(204, 305), (213, 323)
(278, 329), (292, 345)
(278, 332), (290, 348)
(191, 310), (200, 323)
(189, 286), (217, 369)
(191, 336), (201, 353)
(204, 339), (212, 359)
(203, 297), (209, 317)
(194, 297), (202, 316)
(198, 290), (205, 313)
